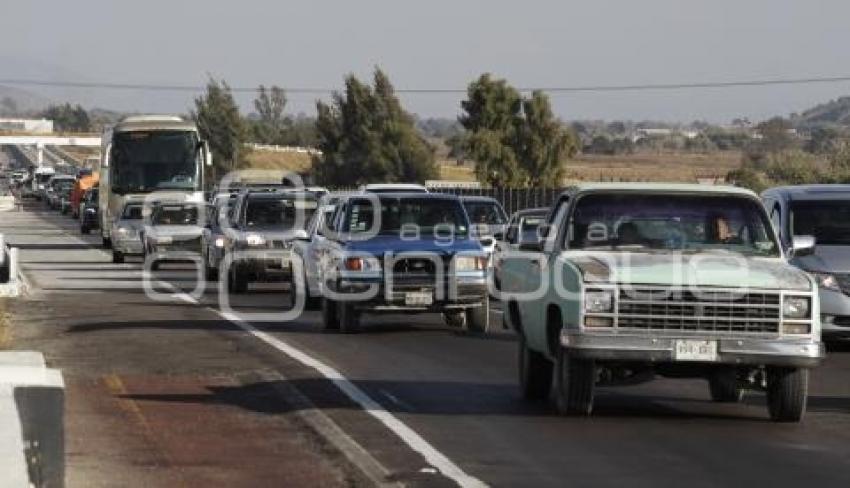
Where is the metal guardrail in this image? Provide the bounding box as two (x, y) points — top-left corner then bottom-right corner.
(1, 234), (21, 296)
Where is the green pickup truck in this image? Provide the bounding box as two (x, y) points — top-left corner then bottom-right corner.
(501, 183), (824, 422)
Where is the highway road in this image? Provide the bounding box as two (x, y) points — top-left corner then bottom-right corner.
(2, 200), (850, 487)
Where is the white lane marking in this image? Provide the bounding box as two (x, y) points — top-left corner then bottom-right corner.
(158, 282), (487, 488)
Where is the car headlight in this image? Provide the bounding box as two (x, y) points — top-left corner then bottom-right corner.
(782, 296), (810, 319)
(116, 226), (132, 236)
(214, 237), (225, 248)
(584, 290), (614, 313)
(455, 256), (488, 271)
(809, 272), (840, 292)
(245, 233), (266, 247)
(155, 236), (173, 245)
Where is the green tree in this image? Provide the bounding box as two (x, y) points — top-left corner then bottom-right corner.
(459, 74), (524, 186)
(515, 91), (578, 186)
(312, 68), (437, 186)
(755, 117), (796, 153)
(191, 78), (247, 183)
(252, 85), (288, 144)
(42, 103), (91, 132)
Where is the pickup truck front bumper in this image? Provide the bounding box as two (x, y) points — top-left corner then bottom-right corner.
(334, 274), (487, 313)
(561, 332), (824, 368)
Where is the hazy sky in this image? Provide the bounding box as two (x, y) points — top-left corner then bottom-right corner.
(3, 0), (850, 122)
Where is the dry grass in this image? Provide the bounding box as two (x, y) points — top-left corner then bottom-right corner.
(243, 150), (313, 172)
(243, 149), (743, 185)
(565, 151), (742, 183)
(0, 301), (10, 349)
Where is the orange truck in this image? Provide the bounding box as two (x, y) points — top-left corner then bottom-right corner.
(70, 172), (99, 219)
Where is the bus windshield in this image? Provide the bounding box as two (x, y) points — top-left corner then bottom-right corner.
(111, 131), (200, 193)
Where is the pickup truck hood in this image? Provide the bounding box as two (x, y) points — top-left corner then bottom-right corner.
(792, 245), (850, 274)
(566, 251), (812, 291)
(343, 235), (484, 256)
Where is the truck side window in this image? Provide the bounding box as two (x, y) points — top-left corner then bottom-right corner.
(770, 204), (782, 238)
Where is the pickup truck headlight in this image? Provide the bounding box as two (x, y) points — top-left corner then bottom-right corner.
(245, 233), (266, 247)
(214, 237), (225, 248)
(455, 256), (487, 271)
(782, 296), (810, 319)
(343, 256), (380, 272)
(584, 290), (614, 313)
(155, 236), (173, 245)
(116, 226), (133, 236)
(809, 272), (840, 292)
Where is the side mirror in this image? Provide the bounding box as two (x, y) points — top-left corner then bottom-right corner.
(293, 229), (310, 240)
(493, 231), (505, 241)
(791, 235), (816, 257)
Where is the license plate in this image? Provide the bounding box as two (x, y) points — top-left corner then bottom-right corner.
(674, 340), (717, 362)
(405, 291), (433, 306)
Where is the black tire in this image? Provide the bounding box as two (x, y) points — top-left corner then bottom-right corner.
(322, 298), (340, 331)
(228, 268), (247, 293)
(150, 260), (159, 272)
(443, 311), (466, 328)
(338, 301), (360, 333)
(466, 295), (490, 333)
(102, 237), (112, 249)
(205, 265), (218, 282)
(555, 349), (596, 416)
(766, 367), (808, 422)
(80, 225), (89, 235)
(301, 271), (320, 311)
(708, 368), (744, 403)
(112, 251), (124, 264)
(518, 334), (554, 401)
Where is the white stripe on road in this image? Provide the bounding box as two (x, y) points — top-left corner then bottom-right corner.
(163, 284), (487, 488)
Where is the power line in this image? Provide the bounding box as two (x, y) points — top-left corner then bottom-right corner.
(2, 75), (850, 94)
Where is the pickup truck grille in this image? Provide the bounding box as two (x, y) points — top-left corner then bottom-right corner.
(616, 287), (781, 334)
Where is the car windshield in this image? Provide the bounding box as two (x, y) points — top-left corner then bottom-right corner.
(791, 200), (850, 245)
(152, 206), (198, 225)
(464, 201), (507, 226)
(346, 197), (469, 236)
(122, 204), (143, 220)
(111, 131), (200, 193)
(245, 197), (317, 229)
(567, 193), (780, 256)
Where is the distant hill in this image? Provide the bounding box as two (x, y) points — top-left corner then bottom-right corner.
(0, 85), (52, 114)
(792, 96), (850, 128)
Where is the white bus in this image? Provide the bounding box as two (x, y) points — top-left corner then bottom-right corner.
(99, 115), (211, 248)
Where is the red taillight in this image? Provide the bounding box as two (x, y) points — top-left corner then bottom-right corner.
(344, 257), (363, 271)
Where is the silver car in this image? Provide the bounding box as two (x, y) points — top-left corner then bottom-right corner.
(762, 184), (850, 342)
(292, 203), (336, 309)
(111, 202), (145, 263)
(142, 202), (206, 271)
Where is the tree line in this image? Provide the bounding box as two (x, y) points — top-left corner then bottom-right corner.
(192, 69), (577, 188)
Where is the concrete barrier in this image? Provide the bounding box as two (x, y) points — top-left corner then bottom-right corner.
(0, 195), (15, 212)
(1, 236), (21, 297)
(0, 352), (65, 488)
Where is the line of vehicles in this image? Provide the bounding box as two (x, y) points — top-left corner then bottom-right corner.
(8, 114), (850, 423)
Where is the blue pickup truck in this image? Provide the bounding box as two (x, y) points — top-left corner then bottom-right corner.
(316, 192), (490, 333)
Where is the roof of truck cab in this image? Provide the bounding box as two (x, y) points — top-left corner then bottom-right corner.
(113, 115), (198, 133)
(762, 184), (850, 201)
(566, 182), (757, 197)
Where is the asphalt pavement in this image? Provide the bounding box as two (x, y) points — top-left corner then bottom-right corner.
(2, 200), (850, 487)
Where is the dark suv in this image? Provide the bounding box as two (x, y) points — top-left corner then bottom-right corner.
(223, 189), (316, 294)
(317, 193), (490, 333)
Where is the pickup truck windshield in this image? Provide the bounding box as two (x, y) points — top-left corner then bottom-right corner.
(568, 193), (780, 256)
(791, 200), (850, 245)
(346, 198), (469, 236)
(152, 206), (198, 226)
(111, 131), (200, 193)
